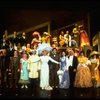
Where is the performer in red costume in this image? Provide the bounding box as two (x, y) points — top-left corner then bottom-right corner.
(78, 25), (90, 48)
(31, 31), (41, 48)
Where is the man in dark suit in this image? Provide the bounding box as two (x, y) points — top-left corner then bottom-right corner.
(68, 49), (78, 88)
(19, 32), (27, 46)
(10, 31), (19, 47)
(49, 48), (60, 88)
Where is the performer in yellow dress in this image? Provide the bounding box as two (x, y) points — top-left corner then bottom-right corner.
(74, 51), (93, 88)
(26, 43), (31, 53)
(89, 51), (100, 88)
(59, 31), (66, 47)
(41, 32), (51, 44)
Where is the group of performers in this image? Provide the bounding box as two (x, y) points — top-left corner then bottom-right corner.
(0, 24), (100, 97)
(58, 24), (90, 48)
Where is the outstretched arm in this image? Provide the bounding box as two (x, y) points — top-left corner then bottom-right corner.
(49, 56), (60, 64)
(33, 57), (41, 63)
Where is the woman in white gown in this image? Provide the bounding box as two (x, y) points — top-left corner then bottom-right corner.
(35, 42), (60, 90)
(40, 50), (60, 90)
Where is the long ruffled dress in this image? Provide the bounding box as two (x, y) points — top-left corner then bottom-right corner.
(74, 57), (92, 88)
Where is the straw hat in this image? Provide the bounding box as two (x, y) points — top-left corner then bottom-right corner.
(89, 51), (99, 57)
(43, 32), (48, 35)
(78, 24), (83, 28)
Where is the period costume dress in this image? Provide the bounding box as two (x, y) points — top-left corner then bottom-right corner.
(41, 32), (51, 44)
(74, 56), (93, 88)
(79, 29), (90, 47)
(59, 56), (70, 89)
(90, 58), (100, 87)
(36, 42), (59, 90)
(19, 58), (30, 85)
(59, 34), (65, 47)
(31, 31), (41, 47)
(89, 51), (100, 87)
(40, 56), (59, 90)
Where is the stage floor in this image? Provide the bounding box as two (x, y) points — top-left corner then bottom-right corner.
(0, 86), (100, 99)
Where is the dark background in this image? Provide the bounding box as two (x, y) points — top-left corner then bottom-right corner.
(0, 1), (100, 40)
